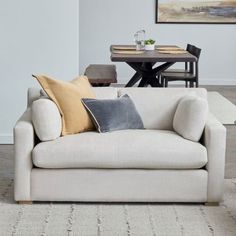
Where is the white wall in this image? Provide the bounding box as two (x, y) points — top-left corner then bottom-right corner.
(0, 0), (79, 144)
(79, 0), (236, 85)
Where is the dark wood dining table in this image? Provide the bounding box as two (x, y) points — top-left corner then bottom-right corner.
(110, 45), (197, 87)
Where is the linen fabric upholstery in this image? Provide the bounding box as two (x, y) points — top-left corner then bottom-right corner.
(33, 75), (95, 135)
(27, 87), (117, 140)
(32, 98), (62, 141)
(15, 87), (226, 203)
(32, 130), (207, 169)
(118, 88), (207, 130)
(31, 169), (208, 202)
(27, 87), (41, 107)
(203, 113), (226, 202)
(14, 108), (34, 201)
(82, 95), (144, 133)
(173, 95), (208, 142)
(39, 87), (118, 100)
(92, 87), (118, 99)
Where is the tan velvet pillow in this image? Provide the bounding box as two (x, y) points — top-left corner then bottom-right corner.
(33, 75), (96, 135)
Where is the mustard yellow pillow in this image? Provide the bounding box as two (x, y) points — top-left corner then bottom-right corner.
(33, 75), (96, 136)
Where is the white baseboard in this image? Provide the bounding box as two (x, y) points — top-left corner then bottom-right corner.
(0, 134), (13, 144)
(117, 78), (236, 86)
(201, 79), (236, 85)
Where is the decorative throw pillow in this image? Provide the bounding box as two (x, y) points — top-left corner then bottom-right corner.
(173, 95), (208, 142)
(33, 75), (96, 135)
(32, 98), (62, 141)
(82, 95), (144, 133)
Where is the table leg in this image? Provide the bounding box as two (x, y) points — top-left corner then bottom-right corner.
(125, 62), (175, 87)
(152, 62), (175, 75)
(150, 62), (175, 87)
(125, 72), (142, 87)
(138, 77), (149, 87)
(138, 63), (153, 87)
(150, 77), (160, 87)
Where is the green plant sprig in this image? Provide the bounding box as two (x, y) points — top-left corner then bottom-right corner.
(145, 39), (156, 45)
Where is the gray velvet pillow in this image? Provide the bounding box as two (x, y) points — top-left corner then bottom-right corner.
(82, 95), (144, 133)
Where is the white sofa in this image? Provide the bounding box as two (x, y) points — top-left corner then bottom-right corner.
(14, 87), (226, 204)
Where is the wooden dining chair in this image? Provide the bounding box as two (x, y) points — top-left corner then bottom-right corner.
(160, 45), (201, 88)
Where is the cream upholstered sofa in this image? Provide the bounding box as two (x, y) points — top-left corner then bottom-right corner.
(14, 87), (226, 204)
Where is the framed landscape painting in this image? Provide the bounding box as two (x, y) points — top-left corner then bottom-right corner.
(156, 0), (236, 24)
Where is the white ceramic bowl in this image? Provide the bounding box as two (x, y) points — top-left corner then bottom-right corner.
(145, 44), (155, 51)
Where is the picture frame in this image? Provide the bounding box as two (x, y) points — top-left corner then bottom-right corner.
(156, 0), (236, 24)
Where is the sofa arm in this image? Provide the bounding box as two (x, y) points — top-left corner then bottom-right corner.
(203, 113), (226, 203)
(14, 108), (34, 201)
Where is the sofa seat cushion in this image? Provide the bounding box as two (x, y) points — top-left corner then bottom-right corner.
(33, 130), (207, 169)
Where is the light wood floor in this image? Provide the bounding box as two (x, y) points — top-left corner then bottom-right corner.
(0, 86), (235, 178)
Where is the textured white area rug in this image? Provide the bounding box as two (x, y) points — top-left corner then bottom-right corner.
(208, 92), (236, 125)
(0, 177), (236, 235)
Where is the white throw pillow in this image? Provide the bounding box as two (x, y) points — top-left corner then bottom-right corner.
(173, 95), (208, 142)
(32, 98), (62, 141)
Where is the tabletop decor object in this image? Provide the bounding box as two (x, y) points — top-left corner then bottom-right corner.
(134, 30), (146, 50)
(113, 46), (136, 50)
(156, 46), (182, 51)
(158, 50), (188, 54)
(156, 0), (236, 24)
(145, 39), (156, 51)
(113, 50), (144, 55)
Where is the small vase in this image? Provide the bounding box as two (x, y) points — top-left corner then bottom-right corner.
(145, 44), (155, 51)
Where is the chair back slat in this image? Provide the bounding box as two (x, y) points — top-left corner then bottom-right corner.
(188, 45), (201, 75)
(185, 44), (194, 71)
(192, 46), (201, 59)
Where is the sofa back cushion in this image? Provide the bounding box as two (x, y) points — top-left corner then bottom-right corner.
(27, 87), (118, 107)
(29, 86), (118, 140)
(173, 95), (208, 142)
(29, 87), (207, 137)
(118, 88), (207, 130)
(92, 87), (118, 99)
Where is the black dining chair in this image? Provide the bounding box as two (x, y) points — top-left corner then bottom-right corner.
(162, 44), (193, 73)
(160, 45), (201, 88)
(159, 44), (194, 87)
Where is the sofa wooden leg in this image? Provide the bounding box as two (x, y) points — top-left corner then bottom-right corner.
(18, 201), (33, 205)
(204, 202), (219, 206)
